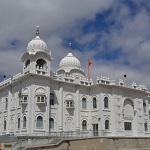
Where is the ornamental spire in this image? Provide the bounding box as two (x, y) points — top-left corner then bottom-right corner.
(36, 25), (39, 36)
(69, 42), (72, 52)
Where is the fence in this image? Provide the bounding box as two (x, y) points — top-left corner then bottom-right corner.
(11, 130), (107, 150)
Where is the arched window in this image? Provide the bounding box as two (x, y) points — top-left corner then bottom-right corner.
(50, 93), (54, 105)
(37, 96), (40, 103)
(23, 97), (27, 103)
(23, 116), (26, 128)
(25, 60), (30, 68)
(144, 122), (148, 132)
(18, 118), (20, 129)
(4, 120), (6, 130)
(82, 120), (87, 130)
(143, 102), (146, 113)
(36, 59), (47, 69)
(93, 97), (97, 109)
(104, 97), (108, 108)
(123, 99), (134, 116)
(36, 96), (46, 104)
(65, 94), (74, 109)
(10, 117), (14, 130)
(36, 116), (43, 128)
(35, 88), (46, 104)
(82, 97), (86, 109)
(5, 98), (8, 110)
(49, 118), (54, 129)
(105, 120), (109, 130)
(41, 96), (45, 103)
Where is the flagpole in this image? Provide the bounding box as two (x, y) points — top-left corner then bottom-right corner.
(88, 62), (90, 81)
(88, 59), (92, 82)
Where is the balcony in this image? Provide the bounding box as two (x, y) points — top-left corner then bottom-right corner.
(36, 96), (46, 105)
(36, 66), (47, 75)
(20, 96), (28, 106)
(66, 100), (74, 109)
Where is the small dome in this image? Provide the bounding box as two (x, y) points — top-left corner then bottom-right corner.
(27, 36), (47, 52)
(59, 52), (81, 69)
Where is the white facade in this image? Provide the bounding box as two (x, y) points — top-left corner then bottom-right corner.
(0, 28), (150, 137)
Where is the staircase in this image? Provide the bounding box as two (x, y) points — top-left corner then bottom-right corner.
(11, 138), (63, 150)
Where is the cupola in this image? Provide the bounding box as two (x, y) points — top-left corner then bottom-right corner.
(59, 43), (81, 70)
(27, 26), (47, 52)
(57, 43), (86, 78)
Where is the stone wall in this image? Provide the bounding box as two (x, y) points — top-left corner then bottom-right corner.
(107, 137), (150, 150)
(68, 138), (107, 150)
(3, 137), (150, 150)
(0, 136), (18, 143)
(26, 142), (69, 150)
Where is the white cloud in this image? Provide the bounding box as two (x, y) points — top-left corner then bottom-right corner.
(84, 1), (150, 88)
(0, 0), (114, 78)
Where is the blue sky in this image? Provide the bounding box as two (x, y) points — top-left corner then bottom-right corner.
(0, 0), (150, 88)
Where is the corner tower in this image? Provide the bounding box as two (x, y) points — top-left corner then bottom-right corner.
(21, 26), (52, 76)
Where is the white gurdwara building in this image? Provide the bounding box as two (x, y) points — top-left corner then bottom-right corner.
(0, 28), (150, 137)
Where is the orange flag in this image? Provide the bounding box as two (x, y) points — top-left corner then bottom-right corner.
(88, 61), (92, 66)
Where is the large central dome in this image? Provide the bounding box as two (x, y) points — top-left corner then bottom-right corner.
(59, 52), (81, 69)
(57, 45), (86, 78)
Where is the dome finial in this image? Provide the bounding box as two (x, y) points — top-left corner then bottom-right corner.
(36, 25), (39, 36)
(69, 43), (72, 52)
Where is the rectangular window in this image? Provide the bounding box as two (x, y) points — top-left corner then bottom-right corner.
(18, 118), (20, 129)
(5, 98), (8, 110)
(144, 123), (148, 132)
(104, 97), (108, 108)
(82, 98), (86, 109)
(4, 120), (6, 130)
(124, 122), (132, 130)
(50, 93), (54, 105)
(49, 118), (54, 129)
(93, 99), (97, 108)
(23, 117), (26, 128)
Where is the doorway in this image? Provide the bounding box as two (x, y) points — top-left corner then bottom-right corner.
(93, 124), (98, 136)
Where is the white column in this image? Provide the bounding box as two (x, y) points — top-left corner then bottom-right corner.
(46, 85), (50, 133)
(133, 100), (138, 136)
(7, 90), (11, 134)
(47, 61), (51, 76)
(28, 84), (34, 134)
(59, 82), (63, 131)
(30, 60), (36, 74)
(0, 99), (4, 134)
(75, 85), (80, 130)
